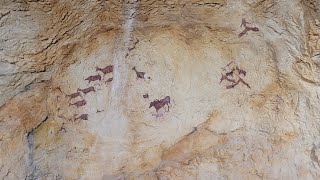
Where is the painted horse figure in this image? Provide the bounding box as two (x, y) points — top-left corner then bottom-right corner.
(149, 96), (171, 113)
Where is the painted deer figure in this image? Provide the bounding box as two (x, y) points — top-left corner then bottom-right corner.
(66, 91), (82, 99)
(96, 65), (113, 75)
(69, 100), (87, 108)
(85, 74), (102, 83)
(149, 96), (171, 113)
(77, 86), (95, 95)
(132, 66), (146, 80)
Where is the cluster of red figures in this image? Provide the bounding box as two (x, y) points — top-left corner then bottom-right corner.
(66, 64), (114, 121)
(131, 66), (172, 116)
(220, 61), (251, 89)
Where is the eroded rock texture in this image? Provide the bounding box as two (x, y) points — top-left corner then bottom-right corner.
(1, 0), (320, 179)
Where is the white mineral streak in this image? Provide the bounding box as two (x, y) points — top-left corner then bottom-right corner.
(101, 0), (139, 175)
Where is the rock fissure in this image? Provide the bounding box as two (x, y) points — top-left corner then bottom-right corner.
(25, 115), (48, 180)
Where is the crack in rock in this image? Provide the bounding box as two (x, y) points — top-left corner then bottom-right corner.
(25, 115), (48, 180)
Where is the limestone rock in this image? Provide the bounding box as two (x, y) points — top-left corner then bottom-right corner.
(1, 0), (320, 179)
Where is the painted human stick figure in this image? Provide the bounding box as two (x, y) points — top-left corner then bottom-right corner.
(226, 77), (250, 89)
(220, 63), (250, 89)
(219, 73), (236, 84)
(77, 86), (95, 95)
(226, 69), (235, 77)
(149, 96), (171, 113)
(59, 122), (67, 132)
(69, 100), (87, 108)
(132, 66), (146, 80)
(238, 77), (251, 88)
(85, 74), (102, 83)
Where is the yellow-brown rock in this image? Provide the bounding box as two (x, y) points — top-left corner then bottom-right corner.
(1, 0), (320, 179)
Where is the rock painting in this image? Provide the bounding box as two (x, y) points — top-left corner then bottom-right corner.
(132, 66), (146, 80)
(238, 18), (259, 37)
(220, 61), (251, 89)
(59, 63), (114, 123)
(96, 65), (114, 76)
(77, 86), (95, 95)
(85, 74), (102, 83)
(149, 96), (171, 113)
(143, 93), (149, 99)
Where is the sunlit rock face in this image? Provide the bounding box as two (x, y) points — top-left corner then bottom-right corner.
(1, 0), (320, 179)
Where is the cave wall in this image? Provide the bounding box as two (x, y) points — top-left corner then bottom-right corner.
(1, 0), (320, 179)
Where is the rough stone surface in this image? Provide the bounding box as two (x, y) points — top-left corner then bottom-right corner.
(1, 0), (320, 179)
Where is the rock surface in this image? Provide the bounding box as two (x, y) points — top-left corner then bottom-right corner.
(1, 0), (320, 179)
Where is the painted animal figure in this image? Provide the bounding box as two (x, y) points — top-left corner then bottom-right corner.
(70, 100), (87, 108)
(219, 73), (236, 84)
(105, 77), (113, 83)
(240, 18), (250, 27)
(238, 28), (249, 37)
(96, 65), (113, 74)
(77, 86), (95, 95)
(75, 114), (88, 121)
(250, 27), (259, 32)
(85, 74), (102, 83)
(66, 91), (82, 99)
(239, 26), (259, 38)
(132, 66), (146, 79)
(149, 96), (171, 113)
(239, 18), (259, 38)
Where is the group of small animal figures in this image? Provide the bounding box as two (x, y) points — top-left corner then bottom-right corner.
(220, 61), (250, 89)
(238, 18), (259, 38)
(67, 64), (114, 121)
(60, 18), (255, 121)
(131, 66), (172, 117)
